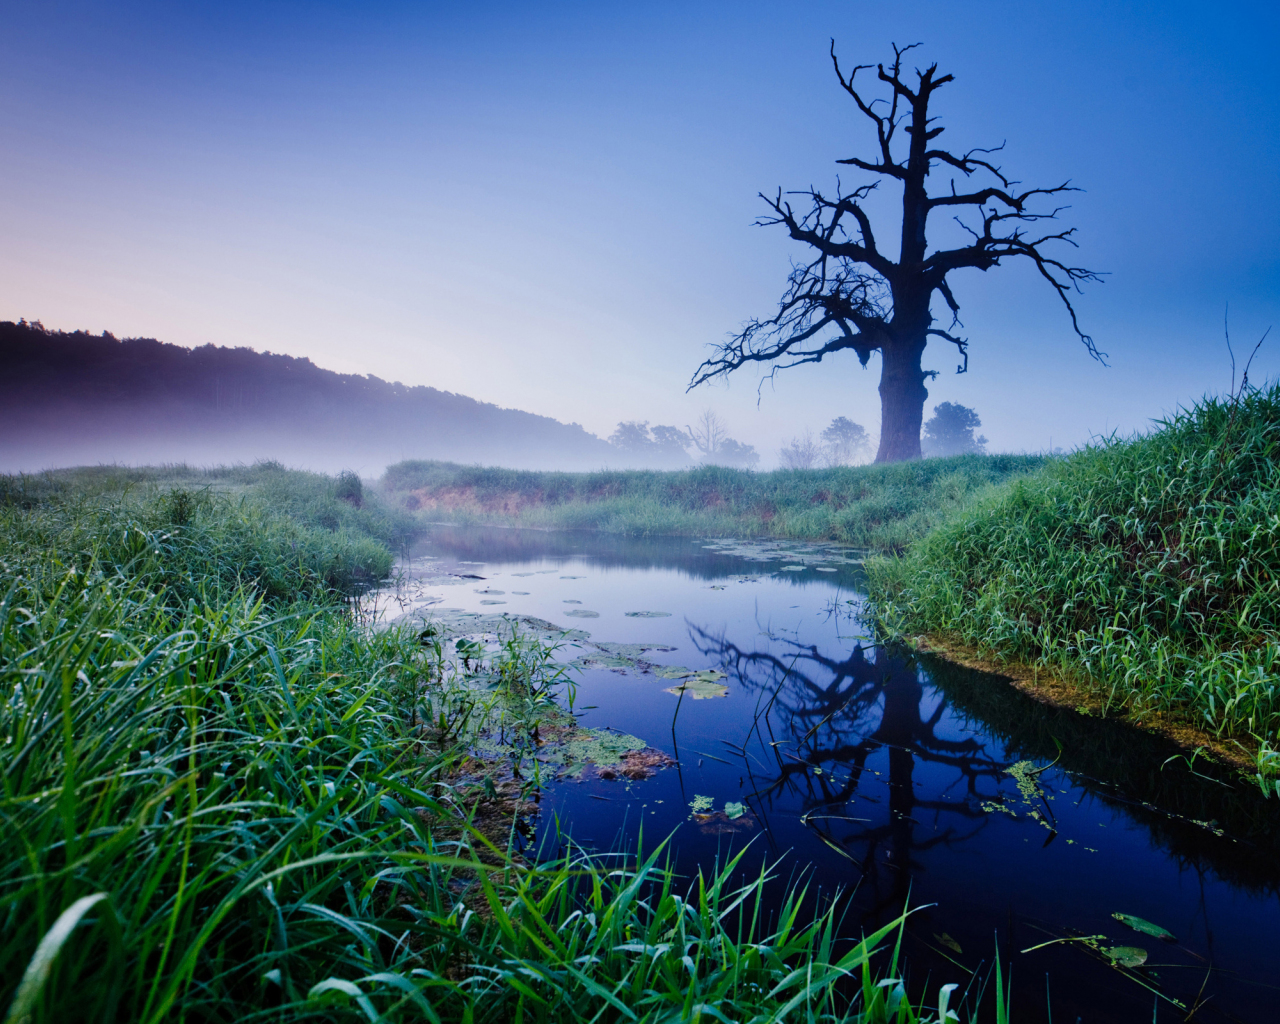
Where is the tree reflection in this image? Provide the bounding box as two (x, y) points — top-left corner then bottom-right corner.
(689, 621), (1009, 911)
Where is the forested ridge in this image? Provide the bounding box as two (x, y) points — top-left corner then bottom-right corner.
(0, 320), (614, 471)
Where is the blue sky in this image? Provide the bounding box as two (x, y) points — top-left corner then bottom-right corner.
(2, 0), (1277, 462)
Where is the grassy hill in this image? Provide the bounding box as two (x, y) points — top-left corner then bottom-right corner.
(867, 385), (1280, 787)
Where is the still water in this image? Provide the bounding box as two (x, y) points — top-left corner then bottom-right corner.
(380, 525), (1280, 1023)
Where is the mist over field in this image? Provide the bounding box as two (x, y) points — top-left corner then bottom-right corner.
(0, 319), (620, 474)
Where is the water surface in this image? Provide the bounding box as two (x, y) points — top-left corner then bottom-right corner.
(381, 525), (1280, 1023)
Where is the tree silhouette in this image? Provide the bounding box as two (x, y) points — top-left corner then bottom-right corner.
(820, 416), (871, 464)
(921, 401), (987, 456)
(687, 622), (1007, 912)
(690, 43), (1102, 463)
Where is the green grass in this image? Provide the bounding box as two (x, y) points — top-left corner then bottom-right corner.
(379, 455), (1045, 552)
(2, 461), (419, 559)
(866, 385), (1280, 789)
(1, 473), (1000, 1021)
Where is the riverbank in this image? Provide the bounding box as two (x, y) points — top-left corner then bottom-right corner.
(865, 386), (1280, 790)
(0, 468), (985, 1022)
(378, 454), (1045, 552)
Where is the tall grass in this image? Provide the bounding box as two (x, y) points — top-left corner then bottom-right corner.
(1, 484), (993, 1021)
(1, 461), (419, 556)
(380, 456), (1045, 551)
(867, 385), (1280, 788)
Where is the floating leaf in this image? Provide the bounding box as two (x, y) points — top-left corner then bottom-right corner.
(1103, 945), (1148, 968)
(779, 565), (807, 571)
(654, 666), (726, 681)
(934, 932), (963, 954)
(478, 600), (506, 605)
(664, 677), (729, 699)
(1112, 913), (1176, 942)
(814, 567), (838, 572)
(625, 611), (672, 618)
(724, 801), (746, 819)
(563, 609), (600, 618)
(560, 575), (585, 579)
(689, 795), (713, 813)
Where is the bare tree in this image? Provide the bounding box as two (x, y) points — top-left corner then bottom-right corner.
(685, 408), (729, 458)
(690, 43), (1102, 462)
(778, 429), (822, 469)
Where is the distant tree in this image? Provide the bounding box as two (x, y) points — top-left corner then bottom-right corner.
(711, 437), (761, 469)
(686, 409), (730, 459)
(819, 416), (871, 465)
(689, 43), (1101, 463)
(608, 421), (692, 466)
(779, 430), (822, 470)
(608, 421), (655, 453)
(921, 401), (987, 457)
(683, 409), (760, 468)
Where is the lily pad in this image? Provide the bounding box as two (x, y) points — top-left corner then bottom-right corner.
(1103, 945), (1148, 968)
(474, 589), (505, 595)
(560, 575), (585, 580)
(724, 801), (746, 819)
(479, 599), (506, 605)
(1112, 913), (1176, 942)
(563, 599), (582, 604)
(571, 654), (634, 670)
(779, 565), (807, 571)
(625, 611), (672, 618)
(512, 591), (530, 595)
(564, 609), (600, 618)
(663, 676), (730, 699)
(654, 667), (727, 681)
(594, 642), (677, 658)
(814, 567), (838, 572)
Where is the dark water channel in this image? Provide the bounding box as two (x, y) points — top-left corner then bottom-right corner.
(385, 525), (1280, 1023)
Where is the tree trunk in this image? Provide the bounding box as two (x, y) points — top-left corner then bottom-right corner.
(874, 336), (929, 463)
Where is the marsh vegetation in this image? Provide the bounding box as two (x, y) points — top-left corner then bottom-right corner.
(380, 454), (1044, 552)
(0, 466), (1002, 1022)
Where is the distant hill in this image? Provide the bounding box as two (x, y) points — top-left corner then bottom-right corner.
(0, 320), (617, 473)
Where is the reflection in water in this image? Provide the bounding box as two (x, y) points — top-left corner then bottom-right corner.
(694, 625), (1006, 914)
(400, 525), (1280, 1023)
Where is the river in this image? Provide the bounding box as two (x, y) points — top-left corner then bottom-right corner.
(370, 524), (1280, 1023)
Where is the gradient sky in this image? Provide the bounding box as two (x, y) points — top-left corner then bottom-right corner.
(2, 0), (1278, 465)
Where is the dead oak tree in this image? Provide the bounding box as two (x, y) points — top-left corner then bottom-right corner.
(690, 43), (1103, 462)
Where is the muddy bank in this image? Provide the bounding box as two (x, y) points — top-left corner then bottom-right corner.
(911, 633), (1259, 777)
